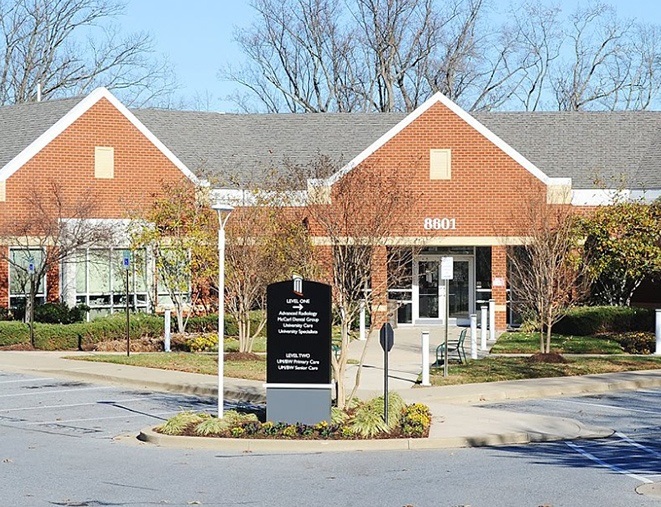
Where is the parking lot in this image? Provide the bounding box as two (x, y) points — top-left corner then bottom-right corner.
(0, 371), (215, 440)
(487, 389), (661, 488)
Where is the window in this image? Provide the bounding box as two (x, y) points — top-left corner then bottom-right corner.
(9, 248), (46, 309)
(75, 248), (150, 319)
(94, 146), (114, 179)
(155, 248), (191, 309)
(430, 149), (451, 180)
(387, 247), (413, 324)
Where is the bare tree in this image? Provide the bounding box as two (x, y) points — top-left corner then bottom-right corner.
(221, 186), (319, 353)
(0, 0), (178, 106)
(1, 180), (118, 346)
(507, 195), (592, 354)
(225, 0), (661, 112)
(222, 0), (358, 113)
(301, 159), (419, 408)
(506, 1), (563, 111)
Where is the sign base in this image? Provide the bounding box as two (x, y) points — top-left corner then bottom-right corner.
(266, 385), (332, 425)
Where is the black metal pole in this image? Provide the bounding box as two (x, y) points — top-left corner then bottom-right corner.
(126, 269), (130, 357)
(384, 346), (389, 423)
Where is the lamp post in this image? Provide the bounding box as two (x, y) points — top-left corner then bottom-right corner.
(212, 202), (233, 418)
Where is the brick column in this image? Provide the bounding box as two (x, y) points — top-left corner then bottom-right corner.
(491, 245), (508, 330)
(0, 247), (8, 308)
(46, 250), (60, 303)
(313, 245), (334, 287)
(371, 245), (388, 327)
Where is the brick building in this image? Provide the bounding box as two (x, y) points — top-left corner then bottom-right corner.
(0, 88), (658, 327)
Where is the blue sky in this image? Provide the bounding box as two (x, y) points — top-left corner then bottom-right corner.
(122, 0), (661, 111)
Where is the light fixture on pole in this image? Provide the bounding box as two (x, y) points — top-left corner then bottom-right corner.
(212, 201), (234, 418)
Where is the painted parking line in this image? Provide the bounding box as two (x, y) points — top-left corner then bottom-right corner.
(0, 377), (55, 384)
(566, 441), (654, 484)
(0, 398), (148, 413)
(23, 411), (176, 425)
(614, 432), (661, 459)
(555, 398), (661, 416)
(0, 386), (114, 398)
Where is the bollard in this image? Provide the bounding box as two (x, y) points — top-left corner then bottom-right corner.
(359, 300), (366, 341)
(470, 314), (477, 359)
(480, 306), (488, 350)
(489, 299), (496, 342)
(164, 309), (171, 353)
(656, 309), (661, 355)
(421, 331), (431, 386)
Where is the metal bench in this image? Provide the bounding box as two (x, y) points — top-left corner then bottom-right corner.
(435, 328), (468, 365)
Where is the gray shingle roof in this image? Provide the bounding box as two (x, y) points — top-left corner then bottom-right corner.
(474, 111), (661, 189)
(0, 96), (85, 170)
(1, 94), (660, 191)
(133, 109), (406, 186)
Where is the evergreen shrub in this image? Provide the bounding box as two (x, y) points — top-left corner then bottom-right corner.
(553, 306), (653, 336)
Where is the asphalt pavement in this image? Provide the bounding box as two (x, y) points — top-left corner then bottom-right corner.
(2, 325), (661, 452)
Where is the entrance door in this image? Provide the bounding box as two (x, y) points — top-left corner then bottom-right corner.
(415, 256), (474, 325)
(449, 259), (472, 326)
(417, 259), (440, 319)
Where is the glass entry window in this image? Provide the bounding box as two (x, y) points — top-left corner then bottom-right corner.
(418, 259), (440, 318)
(415, 255), (474, 325)
(449, 260), (470, 323)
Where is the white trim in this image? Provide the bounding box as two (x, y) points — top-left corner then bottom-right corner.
(0, 87), (199, 184)
(319, 92), (552, 187)
(571, 188), (661, 206)
(210, 187), (308, 207)
(263, 383), (334, 389)
(310, 236), (531, 246)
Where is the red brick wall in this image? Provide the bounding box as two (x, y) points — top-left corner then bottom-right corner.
(319, 101), (549, 238)
(0, 97), (192, 304)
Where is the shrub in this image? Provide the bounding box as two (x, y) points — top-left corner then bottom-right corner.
(400, 403), (432, 438)
(186, 311), (266, 337)
(34, 302), (89, 324)
(156, 397), (433, 441)
(553, 306), (654, 336)
(0, 313), (166, 350)
(613, 332), (656, 354)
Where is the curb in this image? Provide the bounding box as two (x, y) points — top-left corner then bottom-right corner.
(137, 423), (613, 453)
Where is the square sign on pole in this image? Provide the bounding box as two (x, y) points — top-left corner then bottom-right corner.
(441, 256), (453, 280)
(122, 250), (131, 270)
(440, 256), (453, 378)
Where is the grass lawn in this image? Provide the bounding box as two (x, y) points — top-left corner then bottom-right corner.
(70, 352), (266, 381)
(491, 331), (624, 354)
(429, 355), (661, 386)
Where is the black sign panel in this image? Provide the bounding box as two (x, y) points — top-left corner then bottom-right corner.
(379, 323), (394, 352)
(267, 279), (332, 384)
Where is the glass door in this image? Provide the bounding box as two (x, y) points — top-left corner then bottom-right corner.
(449, 260), (471, 325)
(417, 259), (440, 319)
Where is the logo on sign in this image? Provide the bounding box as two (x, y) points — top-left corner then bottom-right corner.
(293, 275), (303, 296)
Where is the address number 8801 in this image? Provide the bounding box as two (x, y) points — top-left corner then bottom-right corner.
(423, 218), (456, 230)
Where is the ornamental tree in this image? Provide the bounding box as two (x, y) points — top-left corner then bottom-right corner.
(129, 180), (216, 333)
(579, 198), (661, 306)
(507, 195), (592, 354)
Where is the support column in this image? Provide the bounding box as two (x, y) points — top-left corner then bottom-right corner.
(371, 245), (388, 327)
(46, 247), (60, 303)
(491, 245), (507, 331)
(60, 253), (77, 308)
(0, 248), (8, 308)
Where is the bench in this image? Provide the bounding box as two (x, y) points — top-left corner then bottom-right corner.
(434, 328), (468, 365)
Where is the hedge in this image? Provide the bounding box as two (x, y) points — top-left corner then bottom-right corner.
(553, 306), (654, 336)
(0, 311), (267, 350)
